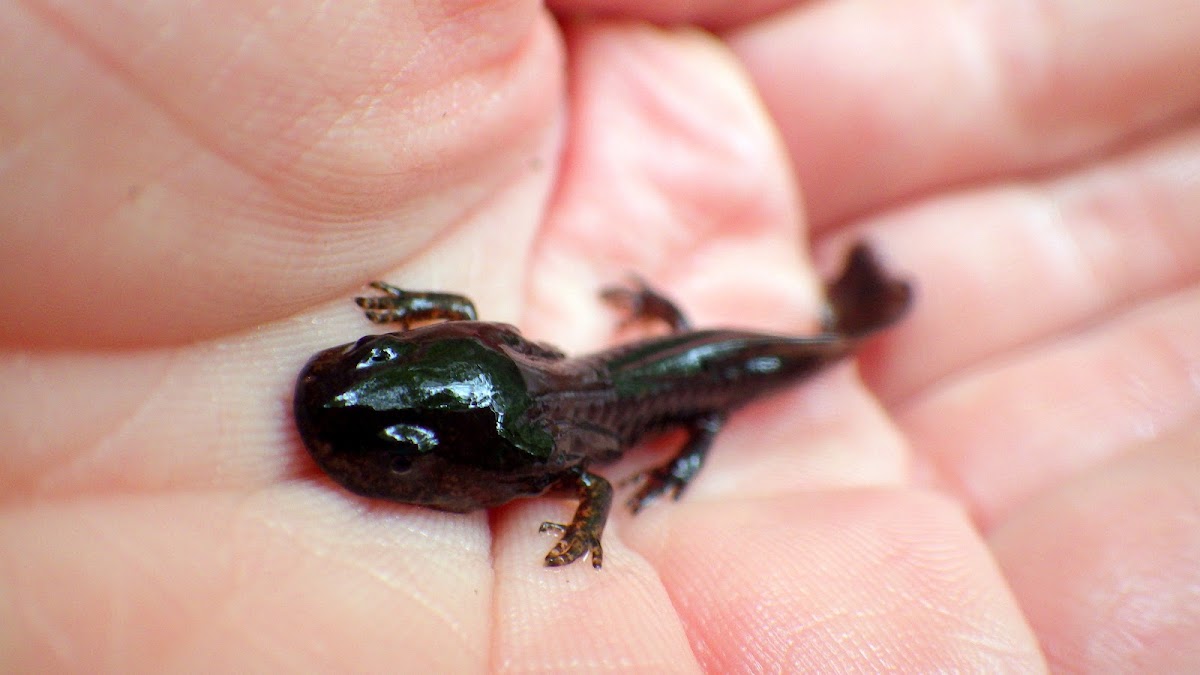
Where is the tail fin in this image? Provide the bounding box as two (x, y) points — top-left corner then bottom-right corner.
(821, 243), (913, 338)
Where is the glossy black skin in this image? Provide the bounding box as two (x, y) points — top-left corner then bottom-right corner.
(294, 244), (912, 569)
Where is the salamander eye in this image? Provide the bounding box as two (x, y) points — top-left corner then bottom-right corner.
(380, 423), (437, 450)
(356, 344), (399, 369)
(378, 424), (438, 474)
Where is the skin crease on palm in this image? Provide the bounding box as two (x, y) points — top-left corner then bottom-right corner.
(1, 0), (1199, 671)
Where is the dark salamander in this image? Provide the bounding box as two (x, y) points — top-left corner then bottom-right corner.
(294, 243), (912, 568)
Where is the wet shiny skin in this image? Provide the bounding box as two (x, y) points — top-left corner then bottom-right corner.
(294, 244), (912, 568)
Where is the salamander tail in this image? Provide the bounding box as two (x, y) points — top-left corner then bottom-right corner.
(821, 243), (913, 338)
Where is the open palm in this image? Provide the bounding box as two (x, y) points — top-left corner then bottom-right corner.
(4, 1), (1198, 671)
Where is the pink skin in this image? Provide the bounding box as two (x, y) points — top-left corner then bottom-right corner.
(3, 0), (1199, 671)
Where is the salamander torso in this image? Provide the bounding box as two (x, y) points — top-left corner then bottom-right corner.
(294, 244), (911, 568)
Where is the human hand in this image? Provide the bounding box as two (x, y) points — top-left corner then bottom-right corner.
(3, 1), (1197, 671)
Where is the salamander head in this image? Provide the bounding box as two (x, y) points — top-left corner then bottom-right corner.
(293, 322), (556, 511)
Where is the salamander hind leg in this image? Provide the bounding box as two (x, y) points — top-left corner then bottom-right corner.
(625, 412), (724, 514)
(354, 284), (478, 327)
(601, 276), (691, 333)
(541, 470), (613, 569)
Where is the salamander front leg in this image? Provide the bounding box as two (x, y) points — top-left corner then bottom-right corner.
(626, 412), (725, 514)
(354, 284), (478, 327)
(541, 469), (613, 569)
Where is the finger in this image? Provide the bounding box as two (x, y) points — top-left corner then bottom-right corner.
(864, 129), (1200, 403)
(857, 131), (1200, 525)
(489, 500), (702, 671)
(547, 0), (800, 30)
(0, 487), (494, 670)
(525, 24), (911, 504)
(989, 419), (1200, 671)
(525, 22), (816, 353)
(629, 490), (1046, 670)
(0, 307), (346, 499)
(728, 0), (1200, 227)
(494, 22), (925, 669)
(0, 0), (561, 346)
(903, 283), (1200, 527)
